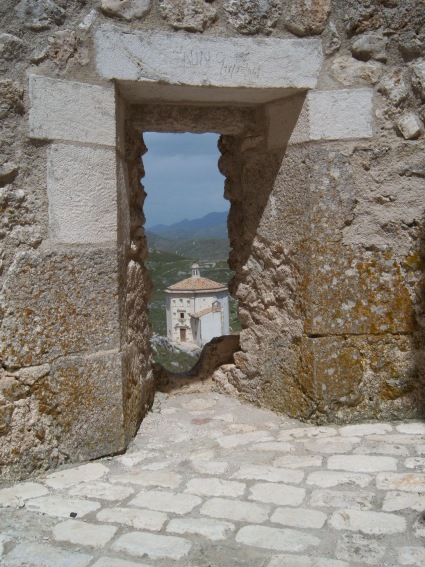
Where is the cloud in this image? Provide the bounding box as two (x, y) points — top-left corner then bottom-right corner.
(143, 132), (227, 226)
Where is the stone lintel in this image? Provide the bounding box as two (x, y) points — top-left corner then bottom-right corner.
(29, 75), (116, 146)
(47, 143), (117, 244)
(129, 104), (258, 135)
(290, 88), (374, 143)
(95, 25), (323, 102)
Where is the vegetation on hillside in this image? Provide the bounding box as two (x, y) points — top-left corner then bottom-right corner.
(146, 233), (230, 261)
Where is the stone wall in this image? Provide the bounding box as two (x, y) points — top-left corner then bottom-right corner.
(0, 0), (424, 479)
(221, 1), (425, 423)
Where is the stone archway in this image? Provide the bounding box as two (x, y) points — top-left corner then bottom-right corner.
(1, 26), (377, 476)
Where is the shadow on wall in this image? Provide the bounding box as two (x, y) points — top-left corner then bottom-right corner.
(412, 216), (425, 416)
(218, 95), (306, 295)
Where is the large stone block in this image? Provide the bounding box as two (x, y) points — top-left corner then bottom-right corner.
(297, 334), (425, 422)
(130, 104), (256, 136)
(0, 249), (120, 367)
(33, 352), (126, 461)
(309, 89), (373, 140)
(300, 336), (365, 417)
(47, 143), (117, 244)
(95, 25), (323, 94)
(305, 244), (413, 336)
(252, 301), (422, 422)
(290, 89), (373, 143)
(265, 144), (356, 243)
(29, 76), (115, 146)
(342, 140), (425, 256)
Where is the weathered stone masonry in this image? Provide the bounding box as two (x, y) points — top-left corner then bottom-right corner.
(0, 0), (424, 480)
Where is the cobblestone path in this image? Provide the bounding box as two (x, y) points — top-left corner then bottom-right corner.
(1, 392), (425, 566)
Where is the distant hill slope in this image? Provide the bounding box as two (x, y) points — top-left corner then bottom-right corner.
(148, 211), (228, 241)
(146, 232), (230, 261)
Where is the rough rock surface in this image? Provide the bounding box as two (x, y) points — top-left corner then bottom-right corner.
(159, 0), (217, 32)
(0, 162), (19, 185)
(0, 362), (64, 480)
(351, 30), (388, 62)
(331, 55), (384, 85)
(397, 112), (422, 139)
(0, 80), (23, 118)
(378, 68), (410, 106)
(411, 59), (425, 101)
(284, 0), (331, 37)
(35, 352), (126, 462)
(0, 33), (27, 64)
(222, 135), (425, 422)
(154, 334), (240, 393)
(43, 29), (82, 69)
(224, 0), (281, 35)
(100, 0), (151, 21)
(398, 29), (424, 61)
(15, 0), (66, 31)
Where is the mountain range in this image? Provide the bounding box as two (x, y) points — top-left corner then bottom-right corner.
(147, 211), (228, 241)
(146, 211), (229, 261)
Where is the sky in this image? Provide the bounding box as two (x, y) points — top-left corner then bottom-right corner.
(142, 132), (227, 228)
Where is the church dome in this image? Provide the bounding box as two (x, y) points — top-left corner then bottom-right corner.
(166, 264), (227, 292)
(167, 276), (226, 292)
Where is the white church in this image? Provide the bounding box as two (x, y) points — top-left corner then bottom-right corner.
(165, 264), (230, 347)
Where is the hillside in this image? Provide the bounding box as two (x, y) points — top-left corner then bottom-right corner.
(146, 233), (230, 261)
(146, 211), (230, 261)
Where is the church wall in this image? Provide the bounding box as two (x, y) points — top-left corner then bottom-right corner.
(199, 310), (224, 346)
(166, 292), (195, 343)
(0, 0), (424, 479)
(217, 290), (230, 336)
(166, 287), (229, 344)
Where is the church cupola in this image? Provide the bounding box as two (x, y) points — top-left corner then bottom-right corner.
(191, 263), (200, 278)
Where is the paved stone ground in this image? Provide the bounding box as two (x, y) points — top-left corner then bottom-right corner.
(1, 392), (425, 567)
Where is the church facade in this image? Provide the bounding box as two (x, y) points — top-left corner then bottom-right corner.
(165, 264), (230, 347)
